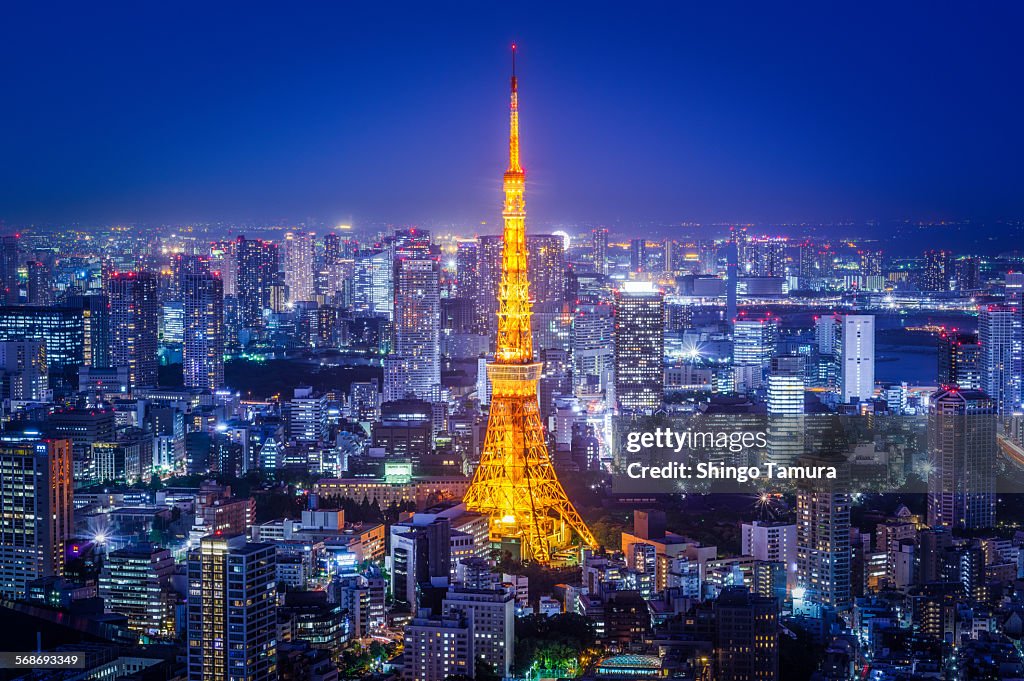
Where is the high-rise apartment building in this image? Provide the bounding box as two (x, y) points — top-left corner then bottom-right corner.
(183, 273), (225, 390)
(835, 314), (874, 404)
(937, 330), (981, 390)
(236, 236), (279, 330)
(527, 234), (566, 308)
(927, 388), (997, 530)
(922, 249), (951, 291)
(614, 282), (664, 412)
(979, 305), (1023, 415)
(0, 435), (72, 600)
(796, 455), (851, 613)
(25, 261), (53, 305)
(108, 271), (159, 389)
(187, 535), (277, 681)
(402, 613), (472, 681)
(284, 231), (315, 303)
(477, 235), (504, 346)
(592, 228), (609, 275)
(388, 256), (440, 403)
(1, 235), (20, 304)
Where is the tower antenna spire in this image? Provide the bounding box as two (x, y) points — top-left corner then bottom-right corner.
(464, 44), (598, 564)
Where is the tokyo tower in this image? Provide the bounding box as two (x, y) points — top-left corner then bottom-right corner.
(463, 45), (598, 563)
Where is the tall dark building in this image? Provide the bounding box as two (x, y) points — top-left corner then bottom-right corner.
(183, 273), (225, 390)
(592, 228), (609, 275)
(927, 388), (997, 530)
(629, 238), (646, 274)
(954, 255), (982, 292)
(1, 235), (20, 304)
(922, 249), (951, 292)
(937, 330), (981, 389)
(108, 272), (159, 389)
(713, 586), (779, 681)
(236, 236), (280, 330)
(65, 295), (111, 369)
(25, 261), (52, 305)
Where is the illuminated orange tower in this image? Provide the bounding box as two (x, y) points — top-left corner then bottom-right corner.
(463, 46), (598, 563)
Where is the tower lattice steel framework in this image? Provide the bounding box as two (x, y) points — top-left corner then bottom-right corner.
(463, 46), (598, 563)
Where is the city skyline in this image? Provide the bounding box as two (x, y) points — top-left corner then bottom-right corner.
(4, 9), (1024, 681)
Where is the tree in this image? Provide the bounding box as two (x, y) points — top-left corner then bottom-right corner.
(474, 659), (501, 681)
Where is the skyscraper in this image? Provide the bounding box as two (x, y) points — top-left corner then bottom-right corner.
(455, 240), (479, 301)
(979, 305), (1023, 415)
(629, 238), (646, 274)
(477, 234), (504, 346)
(0, 434), (72, 600)
(463, 48), (597, 563)
(527, 234), (566, 308)
(25, 260), (53, 305)
(236, 236), (279, 330)
(187, 535), (277, 681)
(183, 273), (225, 390)
(937, 330), (981, 389)
(1, 235), (20, 304)
(796, 454), (851, 613)
(108, 271), (160, 389)
(927, 388), (997, 530)
(767, 354), (804, 464)
(613, 282), (665, 413)
(922, 249), (951, 291)
(592, 228), (609, 275)
(749, 237), (786, 277)
(387, 255), (441, 403)
(572, 301), (615, 392)
(65, 294), (111, 368)
(171, 254), (212, 299)
(795, 420), (851, 615)
(353, 250), (393, 319)
(284, 231), (315, 303)
(732, 316), (778, 391)
(835, 314), (874, 404)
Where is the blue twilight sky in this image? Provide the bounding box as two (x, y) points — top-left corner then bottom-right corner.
(1, 1), (1022, 228)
